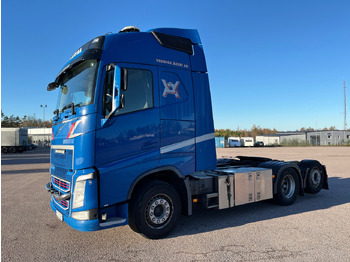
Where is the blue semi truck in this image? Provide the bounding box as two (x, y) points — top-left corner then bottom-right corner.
(46, 26), (328, 239)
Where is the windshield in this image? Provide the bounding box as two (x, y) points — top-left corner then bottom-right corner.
(56, 60), (99, 112)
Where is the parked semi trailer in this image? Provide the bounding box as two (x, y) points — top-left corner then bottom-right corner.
(1, 128), (28, 153)
(228, 137), (241, 147)
(46, 26), (328, 239)
(241, 137), (255, 147)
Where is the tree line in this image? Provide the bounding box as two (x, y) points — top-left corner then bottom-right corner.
(1, 111), (52, 128)
(215, 125), (345, 139)
(215, 125), (278, 139)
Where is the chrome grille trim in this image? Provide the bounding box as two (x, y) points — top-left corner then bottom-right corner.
(53, 197), (70, 210)
(51, 175), (70, 193)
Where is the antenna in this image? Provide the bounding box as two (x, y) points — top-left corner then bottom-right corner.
(345, 80), (347, 131)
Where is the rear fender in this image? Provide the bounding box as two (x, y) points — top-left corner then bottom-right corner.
(258, 161), (304, 196)
(298, 160), (329, 190)
(322, 165), (329, 189)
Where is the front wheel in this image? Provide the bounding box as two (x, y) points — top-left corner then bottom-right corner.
(275, 168), (300, 206)
(128, 181), (181, 239)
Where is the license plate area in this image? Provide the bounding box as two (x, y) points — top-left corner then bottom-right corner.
(56, 210), (63, 221)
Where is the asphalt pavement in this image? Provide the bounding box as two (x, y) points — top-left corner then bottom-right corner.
(1, 147), (350, 261)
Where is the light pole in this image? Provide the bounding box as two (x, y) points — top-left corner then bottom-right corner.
(315, 120), (318, 146)
(40, 105), (47, 125)
(41, 105), (47, 145)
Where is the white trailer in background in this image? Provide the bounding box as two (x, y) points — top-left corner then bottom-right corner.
(256, 135), (280, 146)
(241, 137), (254, 147)
(1, 128), (28, 153)
(228, 137), (241, 147)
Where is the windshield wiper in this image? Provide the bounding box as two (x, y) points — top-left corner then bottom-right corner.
(53, 109), (59, 118)
(62, 102), (76, 115)
(61, 102), (83, 115)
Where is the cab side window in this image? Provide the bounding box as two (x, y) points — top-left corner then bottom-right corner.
(117, 69), (153, 115)
(102, 69), (114, 116)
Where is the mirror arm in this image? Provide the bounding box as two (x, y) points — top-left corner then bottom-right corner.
(105, 110), (115, 120)
(102, 65), (123, 124)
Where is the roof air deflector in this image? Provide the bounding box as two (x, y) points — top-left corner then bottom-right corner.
(151, 31), (193, 55)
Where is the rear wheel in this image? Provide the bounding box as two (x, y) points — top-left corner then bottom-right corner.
(304, 161), (324, 194)
(275, 168), (299, 206)
(2, 147), (8, 154)
(128, 181), (181, 239)
(8, 147), (16, 154)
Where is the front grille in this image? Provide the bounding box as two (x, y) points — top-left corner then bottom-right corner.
(54, 197), (69, 210)
(50, 146), (73, 212)
(51, 175), (70, 193)
(52, 166), (69, 180)
(51, 148), (73, 169)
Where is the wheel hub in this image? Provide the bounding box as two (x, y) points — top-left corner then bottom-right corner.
(146, 195), (172, 226)
(310, 168), (321, 187)
(281, 174), (296, 198)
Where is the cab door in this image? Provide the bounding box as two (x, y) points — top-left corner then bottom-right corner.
(96, 64), (160, 207)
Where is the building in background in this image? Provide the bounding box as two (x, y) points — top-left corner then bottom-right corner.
(306, 130), (350, 146)
(256, 134), (280, 146)
(26, 128), (52, 147)
(256, 130), (350, 146)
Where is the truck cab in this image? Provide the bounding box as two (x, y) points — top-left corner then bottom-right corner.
(46, 27), (217, 237)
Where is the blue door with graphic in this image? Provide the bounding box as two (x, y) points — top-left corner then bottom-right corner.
(96, 64), (160, 207)
(158, 67), (196, 175)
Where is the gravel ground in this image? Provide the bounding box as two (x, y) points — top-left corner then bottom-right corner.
(1, 147), (350, 261)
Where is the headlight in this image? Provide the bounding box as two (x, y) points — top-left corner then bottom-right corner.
(72, 180), (86, 209)
(72, 173), (96, 209)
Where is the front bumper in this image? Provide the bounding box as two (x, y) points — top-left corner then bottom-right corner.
(50, 200), (101, 231)
(47, 166), (129, 232)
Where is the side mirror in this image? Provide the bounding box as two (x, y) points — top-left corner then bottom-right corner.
(112, 65), (121, 113)
(103, 65), (122, 121)
(47, 82), (59, 91)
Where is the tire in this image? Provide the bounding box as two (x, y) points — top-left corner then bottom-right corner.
(2, 147), (8, 154)
(275, 168), (299, 206)
(304, 161), (324, 194)
(128, 181), (181, 239)
(8, 147), (16, 154)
